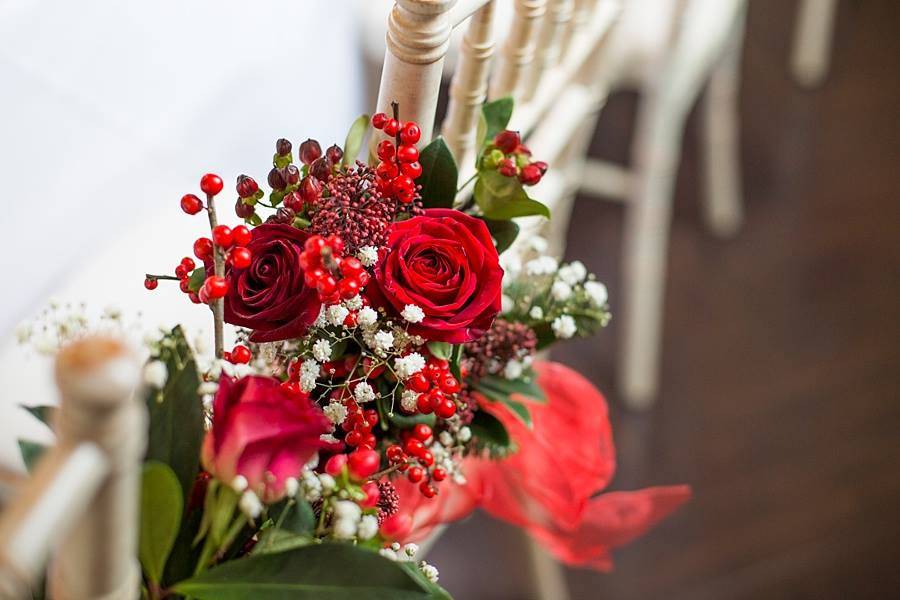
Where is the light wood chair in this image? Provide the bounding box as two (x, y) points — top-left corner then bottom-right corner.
(0, 337), (144, 600)
(790, 0), (839, 87)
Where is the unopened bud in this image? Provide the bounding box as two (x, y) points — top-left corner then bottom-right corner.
(267, 167), (286, 190)
(284, 164), (301, 186)
(299, 176), (322, 204)
(236, 174), (259, 198)
(326, 144), (344, 165)
(299, 139), (322, 165)
(276, 138), (292, 157)
(284, 190), (304, 212)
(309, 157), (332, 182)
(235, 199), (255, 219)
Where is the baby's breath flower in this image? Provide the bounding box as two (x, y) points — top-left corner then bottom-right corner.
(324, 401), (348, 425)
(143, 360), (168, 389)
(327, 304), (350, 327)
(584, 281), (609, 307)
(394, 352), (425, 379)
(374, 330), (394, 352)
(552, 314), (577, 339)
(357, 306), (378, 327)
(354, 381), (376, 403)
(401, 304), (425, 323)
(357, 245), (380, 267)
(312, 339), (332, 362)
(551, 280), (573, 301)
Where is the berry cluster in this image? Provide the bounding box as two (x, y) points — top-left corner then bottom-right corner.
(404, 358), (461, 419)
(222, 344), (252, 365)
(386, 424), (445, 498)
(340, 400), (380, 450)
(298, 234), (369, 304)
(482, 130), (548, 186)
(371, 109), (422, 203)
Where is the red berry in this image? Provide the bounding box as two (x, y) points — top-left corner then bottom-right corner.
(400, 122), (421, 145)
(400, 161), (423, 179)
(359, 433), (377, 450)
(397, 144), (419, 163)
(407, 466), (425, 483)
(180, 193), (203, 215)
(343, 311), (358, 327)
(230, 345), (251, 364)
(181, 257), (196, 271)
(212, 225), (233, 248)
(325, 454), (347, 476)
(222, 351), (232, 363)
(379, 513), (412, 541)
(383, 119), (400, 136)
(532, 160), (549, 175)
(416, 394), (433, 414)
(375, 161), (399, 180)
(435, 397), (456, 419)
(198, 285), (210, 304)
(305, 235), (326, 254)
(340, 257), (364, 277)
(326, 235), (345, 256)
(420, 450), (434, 467)
(428, 389), (446, 408)
(144, 277), (158, 290)
(228, 246), (252, 269)
(386, 444), (405, 462)
(347, 449), (380, 481)
(372, 112), (388, 129)
(203, 275), (229, 299)
(179, 278), (191, 293)
(419, 482), (437, 498)
(345, 430), (362, 447)
(200, 173), (224, 196)
(317, 275), (338, 297)
(413, 424), (432, 442)
(175, 264), (188, 279)
(376, 140), (396, 162)
(439, 375), (460, 394)
(193, 237), (214, 260)
(338, 278), (360, 299)
(407, 372), (430, 393)
(360, 481), (381, 508)
(497, 158), (518, 177)
(404, 438), (425, 457)
(494, 130), (521, 154)
(519, 163), (543, 186)
(432, 467), (447, 482)
(188, 292), (201, 304)
(232, 225), (251, 247)
(300, 176), (322, 204)
(299, 139), (322, 166)
(284, 190), (304, 212)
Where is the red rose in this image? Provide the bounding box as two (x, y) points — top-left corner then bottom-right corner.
(200, 375), (337, 502)
(223, 223), (321, 342)
(367, 209), (503, 343)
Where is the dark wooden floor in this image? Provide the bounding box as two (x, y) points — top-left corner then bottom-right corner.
(429, 1), (900, 598)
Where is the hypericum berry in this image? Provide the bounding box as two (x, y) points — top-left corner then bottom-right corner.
(203, 275), (229, 299)
(400, 122), (421, 145)
(416, 393), (433, 414)
(180, 193), (203, 215)
(397, 144), (419, 163)
(179, 278), (191, 293)
(188, 292), (201, 304)
(400, 161), (423, 179)
(419, 482), (437, 498)
(235, 199), (255, 219)
(386, 444), (405, 462)
(284, 164), (301, 186)
(193, 237), (214, 260)
(304, 235), (326, 254)
(326, 144), (343, 165)
(212, 225), (234, 248)
(144, 277), (158, 290)
(404, 438), (425, 457)
(419, 450), (434, 467)
(236, 175), (259, 198)
(200, 173), (224, 196)
(276, 138), (292, 157)
(325, 454), (347, 476)
(372, 113), (388, 129)
(340, 257), (364, 277)
(412, 424), (433, 442)
(175, 264), (188, 279)
(494, 130), (521, 154)
(532, 161), (549, 175)
(347, 449), (380, 481)
(299, 176), (322, 204)
(338, 278), (360, 299)
(407, 466), (424, 483)
(376, 140), (395, 162)
(267, 167), (286, 190)
(232, 225), (252, 247)
(299, 139), (322, 165)
(375, 161), (399, 180)
(228, 246), (252, 269)
(497, 158), (518, 178)
(284, 190), (304, 212)
(309, 157), (331, 182)
(383, 119), (400, 136)
(519, 163), (543, 186)
(230, 345), (252, 364)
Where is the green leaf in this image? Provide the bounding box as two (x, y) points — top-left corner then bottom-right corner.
(481, 97), (514, 146)
(18, 440), (47, 472)
(21, 405), (55, 428)
(188, 267), (206, 293)
(476, 372), (546, 404)
(174, 543), (453, 599)
(474, 170), (550, 220)
(342, 114), (371, 167)
(140, 462), (183, 584)
(426, 341), (453, 361)
(482, 218), (520, 253)
(269, 499), (316, 535)
(252, 530), (314, 555)
(387, 407), (437, 429)
(449, 344), (464, 381)
(145, 326), (204, 501)
(472, 381), (533, 427)
(468, 410), (512, 456)
(417, 137), (458, 209)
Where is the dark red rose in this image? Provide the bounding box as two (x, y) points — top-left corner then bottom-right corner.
(367, 209), (503, 343)
(223, 223), (321, 342)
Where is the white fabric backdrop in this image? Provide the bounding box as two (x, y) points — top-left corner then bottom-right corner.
(0, 0), (365, 467)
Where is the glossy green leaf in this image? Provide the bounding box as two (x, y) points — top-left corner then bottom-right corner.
(21, 405), (55, 428)
(342, 114), (370, 166)
(468, 411), (512, 456)
(252, 530), (314, 555)
(140, 461), (183, 584)
(174, 543), (453, 599)
(417, 137), (458, 209)
(426, 341), (453, 361)
(18, 439), (46, 472)
(480, 97), (514, 146)
(474, 170), (550, 220)
(269, 499), (316, 535)
(476, 372), (546, 404)
(188, 267), (206, 293)
(482, 218), (520, 253)
(472, 382), (533, 427)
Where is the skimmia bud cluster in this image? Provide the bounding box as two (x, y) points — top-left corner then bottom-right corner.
(481, 129), (548, 186)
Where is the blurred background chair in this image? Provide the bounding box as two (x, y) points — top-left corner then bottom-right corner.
(790, 0), (839, 87)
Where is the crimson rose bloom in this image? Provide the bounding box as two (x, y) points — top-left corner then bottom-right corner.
(200, 375), (337, 502)
(368, 208), (503, 343)
(223, 223), (321, 342)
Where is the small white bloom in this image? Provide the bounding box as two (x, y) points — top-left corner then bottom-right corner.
(419, 561), (440, 583)
(394, 352), (426, 379)
(357, 306), (378, 327)
(401, 304), (425, 323)
(354, 381), (376, 403)
(334, 500), (362, 521)
(299, 373), (317, 392)
(391, 542), (401, 551)
(558, 261), (587, 286)
(525, 256), (558, 276)
(503, 359), (524, 380)
(15, 322), (32, 344)
(527, 236), (549, 253)
(552, 314), (577, 339)
(584, 281), (609, 307)
(327, 304), (350, 327)
(500, 253), (523, 279)
(374, 330), (394, 352)
(333, 517), (357, 539)
(551, 280), (573, 301)
(285, 477), (300, 498)
(439, 431), (454, 447)
(143, 360), (168, 389)
(402, 543), (419, 560)
(529, 306), (544, 320)
(379, 548), (398, 561)
(231, 475), (249, 493)
(300, 359), (320, 378)
(239, 490), (262, 519)
(357, 245), (379, 267)
(345, 295), (364, 311)
(302, 472), (322, 501)
(312, 339), (332, 362)
(324, 401), (348, 425)
(33, 333), (58, 356)
(400, 390), (419, 412)
(501, 294), (514, 313)
(458, 426), (472, 443)
(358, 515), (379, 540)
(313, 305), (328, 328)
(319, 433), (339, 445)
(318, 473), (336, 491)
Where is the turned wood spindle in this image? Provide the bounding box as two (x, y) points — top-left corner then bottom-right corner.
(490, 0), (547, 102)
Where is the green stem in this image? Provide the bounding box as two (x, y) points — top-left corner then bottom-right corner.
(456, 172), (478, 193)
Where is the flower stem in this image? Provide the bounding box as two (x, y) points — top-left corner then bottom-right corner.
(205, 193), (225, 359)
(456, 172), (478, 193)
(145, 274), (180, 281)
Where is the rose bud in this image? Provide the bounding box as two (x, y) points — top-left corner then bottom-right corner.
(267, 167), (286, 190)
(236, 174), (259, 198)
(299, 138), (322, 165)
(284, 164), (301, 186)
(299, 175), (322, 204)
(284, 190), (304, 212)
(275, 138), (292, 157)
(325, 144), (343, 165)
(494, 130), (521, 154)
(201, 375), (338, 502)
(235, 198), (255, 219)
(309, 157), (332, 182)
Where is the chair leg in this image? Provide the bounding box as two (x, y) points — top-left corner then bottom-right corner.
(790, 0), (839, 88)
(701, 6), (745, 238)
(525, 533), (571, 600)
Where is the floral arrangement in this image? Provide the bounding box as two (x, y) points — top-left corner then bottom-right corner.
(19, 100), (689, 598)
